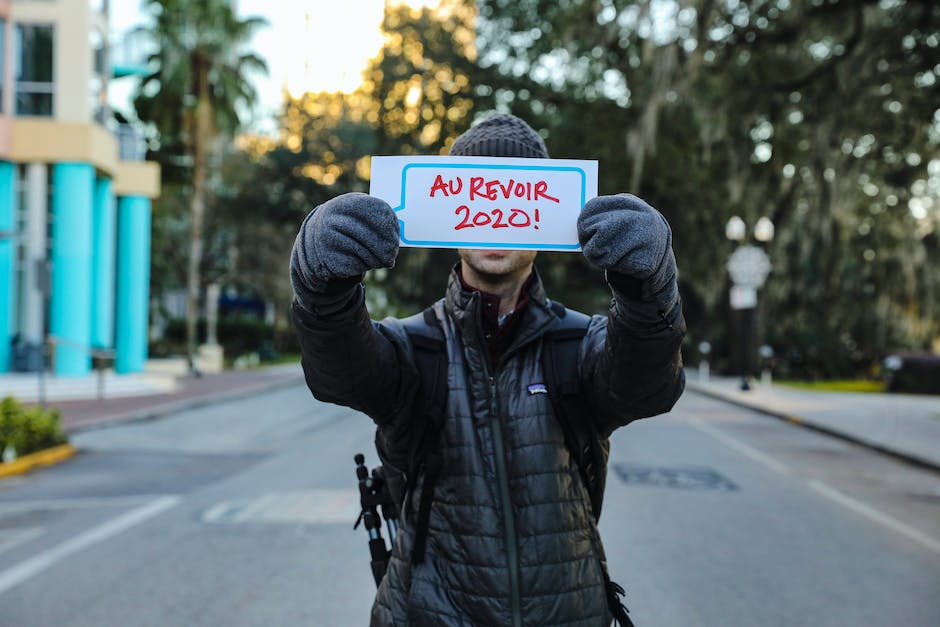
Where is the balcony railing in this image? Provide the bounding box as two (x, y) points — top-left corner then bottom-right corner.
(114, 123), (148, 161)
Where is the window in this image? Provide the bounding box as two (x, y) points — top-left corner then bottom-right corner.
(90, 28), (107, 122)
(14, 24), (54, 116)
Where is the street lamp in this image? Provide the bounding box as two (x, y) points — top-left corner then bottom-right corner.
(754, 216), (775, 243)
(725, 216), (746, 242)
(725, 216), (774, 390)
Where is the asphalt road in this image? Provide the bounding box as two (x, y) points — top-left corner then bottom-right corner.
(0, 385), (938, 626)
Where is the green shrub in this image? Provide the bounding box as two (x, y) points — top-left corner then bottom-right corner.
(0, 396), (67, 460)
(778, 380), (886, 393)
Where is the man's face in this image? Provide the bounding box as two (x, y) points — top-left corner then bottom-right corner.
(458, 249), (537, 286)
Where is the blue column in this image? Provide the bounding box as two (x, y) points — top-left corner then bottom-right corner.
(115, 195), (151, 374)
(0, 162), (15, 373)
(91, 177), (116, 349)
(51, 163), (94, 376)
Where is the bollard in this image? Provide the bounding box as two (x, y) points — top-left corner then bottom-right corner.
(759, 345), (775, 388)
(91, 348), (116, 400)
(697, 341), (711, 383)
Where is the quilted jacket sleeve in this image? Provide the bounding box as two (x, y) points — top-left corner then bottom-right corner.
(291, 285), (419, 428)
(580, 287), (687, 437)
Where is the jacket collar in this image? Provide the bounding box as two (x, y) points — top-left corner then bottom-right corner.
(444, 263), (558, 359)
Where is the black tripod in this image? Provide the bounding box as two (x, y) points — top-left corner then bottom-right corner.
(354, 453), (402, 586)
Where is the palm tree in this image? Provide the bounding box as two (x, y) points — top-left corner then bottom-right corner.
(134, 0), (267, 371)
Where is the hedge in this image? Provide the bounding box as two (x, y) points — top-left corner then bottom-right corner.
(0, 396), (68, 461)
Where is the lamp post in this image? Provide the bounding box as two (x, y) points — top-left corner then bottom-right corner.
(725, 216), (774, 390)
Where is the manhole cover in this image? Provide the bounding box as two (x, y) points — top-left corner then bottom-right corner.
(612, 464), (738, 491)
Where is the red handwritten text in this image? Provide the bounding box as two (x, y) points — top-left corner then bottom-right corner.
(468, 177), (559, 203)
(428, 174), (463, 197)
(427, 175), (560, 204)
(426, 174), (558, 233)
(454, 206), (541, 231)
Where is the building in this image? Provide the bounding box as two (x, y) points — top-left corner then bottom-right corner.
(0, 0), (159, 377)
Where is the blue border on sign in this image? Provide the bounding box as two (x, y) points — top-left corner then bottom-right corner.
(393, 162), (587, 250)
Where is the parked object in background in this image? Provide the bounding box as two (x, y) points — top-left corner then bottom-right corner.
(885, 353), (940, 395)
(10, 336), (43, 373)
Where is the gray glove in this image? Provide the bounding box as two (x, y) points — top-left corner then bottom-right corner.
(577, 193), (678, 310)
(290, 192), (399, 306)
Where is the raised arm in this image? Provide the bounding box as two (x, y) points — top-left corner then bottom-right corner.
(576, 193), (687, 436)
(290, 192), (416, 425)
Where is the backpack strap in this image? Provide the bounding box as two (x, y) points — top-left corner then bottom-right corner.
(542, 301), (607, 519)
(399, 305), (448, 565)
(544, 301), (633, 627)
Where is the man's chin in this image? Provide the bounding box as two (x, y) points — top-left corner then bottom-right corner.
(458, 249), (536, 284)
(476, 252), (513, 269)
(462, 251), (512, 273)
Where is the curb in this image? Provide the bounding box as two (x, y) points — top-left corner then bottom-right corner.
(63, 373), (306, 434)
(0, 443), (77, 479)
(685, 382), (940, 476)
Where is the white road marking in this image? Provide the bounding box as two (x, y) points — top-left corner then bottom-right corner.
(689, 417), (790, 475)
(808, 480), (940, 555)
(0, 495), (173, 512)
(203, 489), (360, 525)
(0, 495), (180, 596)
(689, 417), (940, 554)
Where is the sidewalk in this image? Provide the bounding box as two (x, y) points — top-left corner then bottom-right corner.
(1, 362), (306, 433)
(685, 374), (940, 473)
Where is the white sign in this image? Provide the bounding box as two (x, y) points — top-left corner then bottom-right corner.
(369, 155), (598, 251)
(729, 285), (758, 310)
(727, 245), (772, 289)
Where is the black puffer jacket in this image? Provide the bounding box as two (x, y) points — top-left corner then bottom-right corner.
(293, 267), (685, 626)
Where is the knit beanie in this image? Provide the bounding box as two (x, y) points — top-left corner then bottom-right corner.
(449, 113), (549, 159)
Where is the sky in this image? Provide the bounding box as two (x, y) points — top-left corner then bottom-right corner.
(109, 0), (437, 134)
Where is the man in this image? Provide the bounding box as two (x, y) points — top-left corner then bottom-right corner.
(290, 113), (685, 626)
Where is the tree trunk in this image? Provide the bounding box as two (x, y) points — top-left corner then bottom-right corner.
(185, 165), (204, 371)
(626, 0), (710, 192)
(185, 61), (212, 372)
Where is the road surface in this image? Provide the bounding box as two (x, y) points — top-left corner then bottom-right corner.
(1, 385), (938, 626)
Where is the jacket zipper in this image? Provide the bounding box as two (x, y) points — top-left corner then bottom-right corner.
(488, 374), (523, 627)
(471, 292), (522, 626)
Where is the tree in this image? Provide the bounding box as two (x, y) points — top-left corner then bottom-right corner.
(357, 0), (491, 314)
(208, 92), (379, 323)
(134, 0), (267, 369)
(473, 0), (940, 377)
(190, 0), (938, 379)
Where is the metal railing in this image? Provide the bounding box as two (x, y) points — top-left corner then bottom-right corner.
(41, 336), (117, 405)
(115, 123), (148, 161)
